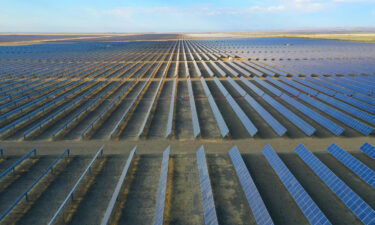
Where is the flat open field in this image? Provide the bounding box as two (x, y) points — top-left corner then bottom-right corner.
(185, 32), (375, 43)
(272, 34), (375, 43)
(0, 34), (374, 224)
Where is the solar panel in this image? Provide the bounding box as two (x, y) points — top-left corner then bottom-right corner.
(244, 95), (287, 136)
(49, 146), (104, 225)
(0, 80), (83, 121)
(101, 146), (137, 225)
(165, 79), (177, 138)
(327, 144), (374, 187)
(23, 81), (104, 139)
(0, 149), (37, 180)
(298, 93), (373, 135)
(201, 61), (214, 77)
(334, 93), (375, 114)
(227, 61), (251, 77)
(253, 77), (283, 96)
(292, 77), (336, 96)
(200, 78), (229, 137)
(236, 61), (263, 77)
(351, 93), (375, 106)
(341, 77), (374, 94)
(200, 53), (210, 61)
(325, 77), (371, 96)
(228, 146), (274, 225)
(263, 95), (316, 136)
(295, 144), (375, 225)
(240, 77), (265, 96)
(109, 80), (150, 139)
(137, 79), (163, 137)
(266, 77), (300, 96)
(174, 46), (180, 77)
(183, 54), (190, 78)
(217, 61), (239, 77)
(207, 53), (218, 61)
(225, 94), (258, 136)
(262, 145), (331, 225)
(201, 77), (212, 98)
(279, 77), (318, 96)
(187, 79), (201, 138)
(214, 77), (258, 136)
(317, 94), (375, 124)
(209, 61), (226, 77)
(153, 146), (171, 225)
(196, 146), (219, 225)
(306, 77), (353, 96)
(227, 77), (247, 97)
(280, 94), (344, 136)
(255, 61), (289, 76)
(316, 93), (375, 124)
(193, 61), (202, 77)
(359, 143), (375, 159)
(245, 62), (276, 76)
(349, 76), (375, 87)
(0, 149), (69, 222)
(213, 77), (229, 97)
(226, 77), (286, 136)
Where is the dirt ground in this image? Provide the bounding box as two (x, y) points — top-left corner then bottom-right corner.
(0, 136), (374, 155)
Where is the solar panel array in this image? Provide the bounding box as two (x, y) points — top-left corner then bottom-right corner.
(101, 146), (137, 225)
(292, 77), (336, 96)
(327, 144), (375, 187)
(200, 77), (230, 138)
(0, 36), (374, 141)
(227, 77), (286, 136)
(49, 146), (104, 225)
(0, 149), (36, 180)
(280, 94), (344, 135)
(109, 80), (150, 139)
(224, 91), (258, 137)
(263, 95), (316, 136)
(0, 149), (69, 221)
(187, 79), (201, 138)
(264, 77), (345, 135)
(262, 145), (331, 225)
(298, 93), (373, 135)
(360, 143), (375, 159)
(137, 79), (164, 137)
(228, 146), (274, 225)
(316, 93), (375, 125)
(0, 140), (374, 224)
(165, 78), (177, 138)
(153, 146), (171, 225)
(295, 145), (375, 225)
(196, 146), (219, 225)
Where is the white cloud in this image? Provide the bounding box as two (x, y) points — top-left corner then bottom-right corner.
(107, 8), (133, 18)
(287, 0), (328, 12)
(332, 0), (375, 2)
(103, 4), (286, 19)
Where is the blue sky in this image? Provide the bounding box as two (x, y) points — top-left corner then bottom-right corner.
(1, 0), (375, 32)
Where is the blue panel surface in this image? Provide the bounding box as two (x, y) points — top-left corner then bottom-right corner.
(360, 143), (375, 159)
(196, 146), (219, 225)
(295, 145), (375, 225)
(153, 147), (171, 225)
(263, 95), (316, 136)
(228, 146), (274, 225)
(263, 145), (331, 225)
(327, 144), (374, 187)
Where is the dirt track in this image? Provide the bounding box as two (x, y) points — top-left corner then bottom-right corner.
(1, 136), (374, 155)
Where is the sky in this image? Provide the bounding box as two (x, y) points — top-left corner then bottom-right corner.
(0, 0), (375, 32)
